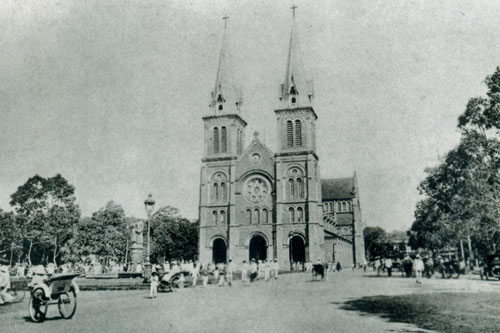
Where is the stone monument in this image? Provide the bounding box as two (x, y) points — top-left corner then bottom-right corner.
(130, 221), (144, 272)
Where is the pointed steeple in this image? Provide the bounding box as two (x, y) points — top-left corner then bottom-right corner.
(210, 15), (243, 115)
(279, 5), (314, 108)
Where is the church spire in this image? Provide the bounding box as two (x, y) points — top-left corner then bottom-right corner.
(210, 15), (242, 115)
(279, 5), (314, 108)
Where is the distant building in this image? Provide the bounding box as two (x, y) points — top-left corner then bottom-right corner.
(322, 176), (366, 268)
(198, 10), (365, 270)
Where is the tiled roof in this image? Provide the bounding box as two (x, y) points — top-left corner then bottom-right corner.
(321, 177), (355, 199)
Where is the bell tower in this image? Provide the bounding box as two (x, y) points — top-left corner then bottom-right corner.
(199, 16), (247, 264)
(274, 6), (324, 267)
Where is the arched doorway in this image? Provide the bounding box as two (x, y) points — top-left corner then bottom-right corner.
(289, 235), (305, 270)
(249, 235), (267, 261)
(212, 238), (227, 264)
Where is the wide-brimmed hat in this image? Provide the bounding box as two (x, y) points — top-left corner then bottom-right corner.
(33, 265), (48, 275)
(416, 254), (421, 259)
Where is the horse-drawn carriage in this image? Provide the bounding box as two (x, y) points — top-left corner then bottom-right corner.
(312, 263), (326, 281)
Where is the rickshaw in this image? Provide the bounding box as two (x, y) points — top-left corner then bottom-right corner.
(29, 273), (80, 322)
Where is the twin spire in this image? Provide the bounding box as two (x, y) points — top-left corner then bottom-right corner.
(210, 6), (313, 115)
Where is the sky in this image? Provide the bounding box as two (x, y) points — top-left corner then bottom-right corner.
(1, 0), (500, 231)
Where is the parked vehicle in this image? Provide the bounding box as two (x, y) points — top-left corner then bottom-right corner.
(482, 255), (500, 280)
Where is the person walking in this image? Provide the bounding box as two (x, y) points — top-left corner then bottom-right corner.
(385, 257), (393, 277)
(226, 259), (233, 287)
(241, 260), (249, 282)
(414, 254), (424, 284)
(191, 261), (201, 287)
(272, 259), (279, 279)
(249, 259), (258, 283)
(150, 271), (159, 298)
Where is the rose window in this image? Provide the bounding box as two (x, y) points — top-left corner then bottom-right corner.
(244, 177), (270, 203)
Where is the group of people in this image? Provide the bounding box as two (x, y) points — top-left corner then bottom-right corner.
(372, 254), (466, 284)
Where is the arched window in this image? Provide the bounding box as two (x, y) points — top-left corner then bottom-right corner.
(247, 209), (252, 224)
(297, 178), (304, 198)
(297, 207), (304, 223)
(288, 178), (295, 199)
(347, 202), (352, 212)
(295, 120), (302, 147)
(286, 120), (293, 148)
(212, 211), (218, 225)
(337, 202), (341, 212)
(289, 207), (295, 223)
(213, 183), (219, 202)
(262, 208), (268, 223)
(220, 210), (226, 224)
(342, 202), (347, 212)
(291, 97), (296, 104)
(218, 105), (223, 111)
(213, 127), (219, 153)
(221, 182), (226, 201)
(254, 208), (260, 225)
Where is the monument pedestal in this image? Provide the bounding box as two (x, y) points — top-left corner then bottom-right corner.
(130, 244), (143, 273)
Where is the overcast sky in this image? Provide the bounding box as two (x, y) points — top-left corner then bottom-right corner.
(1, 0), (500, 231)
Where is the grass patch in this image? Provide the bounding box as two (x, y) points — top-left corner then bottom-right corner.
(341, 292), (500, 333)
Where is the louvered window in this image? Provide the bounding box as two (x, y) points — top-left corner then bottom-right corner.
(237, 129), (242, 154)
(213, 127), (219, 153)
(221, 126), (227, 153)
(286, 120), (293, 148)
(247, 209), (252, 224)
(297, 207), (304, 222)
(297, 178), (304, 198)
(289, 207), (295, 223)
(213, 211), (218, 225)
(295, 120), (302, 147)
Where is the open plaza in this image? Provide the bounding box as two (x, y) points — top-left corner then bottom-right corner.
(2, 270), (500, 333)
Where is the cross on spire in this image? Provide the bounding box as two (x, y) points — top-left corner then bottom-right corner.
(222, 14), (229, 29)
(290, 4), (297, 18)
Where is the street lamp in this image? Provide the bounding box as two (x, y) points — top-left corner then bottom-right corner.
(144, 193), (155, 282)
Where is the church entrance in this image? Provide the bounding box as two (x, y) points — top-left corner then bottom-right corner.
(212, 238), (227, 264)
(249, 235), (267, 261)
(289, 236), (305, 270)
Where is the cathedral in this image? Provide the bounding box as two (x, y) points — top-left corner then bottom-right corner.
(198, 10), (365, 270)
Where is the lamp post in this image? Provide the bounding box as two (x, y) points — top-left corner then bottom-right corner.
(144, 194), (155, 282)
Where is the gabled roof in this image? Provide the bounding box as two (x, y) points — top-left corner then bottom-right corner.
(321, 177), (356, 199)
(240, 132), (274, 159)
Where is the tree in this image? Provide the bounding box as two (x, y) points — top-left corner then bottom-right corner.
(413, 67), (500, 258)
(364, 227), (387, 259)
(73, 201), (129, 263)
(150, 206), (198, 262)
(10, 174), (80, 265)
(0, 209), (22, 265)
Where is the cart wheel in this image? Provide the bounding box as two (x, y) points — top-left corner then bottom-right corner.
(58, 291), (77, 319)
(29, 290), (48, 323)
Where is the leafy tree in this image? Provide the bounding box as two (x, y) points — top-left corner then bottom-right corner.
(73, 201), (129, 263)
(10, 174), (80, 265)
(0, 209), (22, 264)
(150, 206), (198, 262)
(413, 67), (500, 258)
(364, 226), (387, 259)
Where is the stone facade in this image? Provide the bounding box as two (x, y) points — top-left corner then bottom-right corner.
(198, 12), (365, 270)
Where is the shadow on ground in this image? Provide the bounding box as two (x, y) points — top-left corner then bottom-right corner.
(340, 292), (500, 333)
